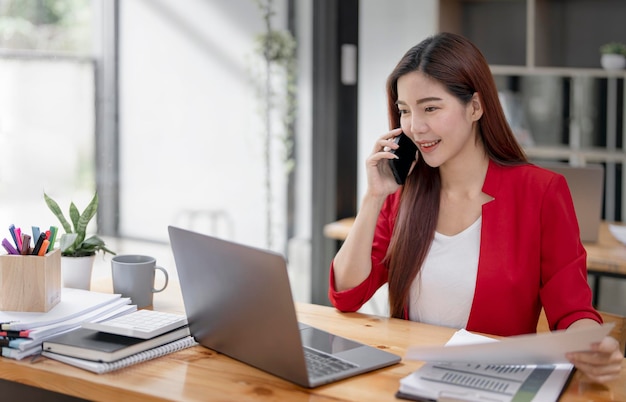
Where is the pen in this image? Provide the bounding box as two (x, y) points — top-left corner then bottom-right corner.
(1, 238), (18, 255)
(32, 233), (47, 255)
(20, 234), (31, 255)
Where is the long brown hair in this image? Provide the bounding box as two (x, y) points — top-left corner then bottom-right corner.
(384, 32), (528, 318)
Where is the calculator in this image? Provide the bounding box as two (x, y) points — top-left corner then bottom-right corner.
(82, 310), (189, 339)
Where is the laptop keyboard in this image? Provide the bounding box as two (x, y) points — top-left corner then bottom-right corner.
(304, 346), (358, 379)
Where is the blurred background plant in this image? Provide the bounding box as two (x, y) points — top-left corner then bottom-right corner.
(599, 42), (626, 56)
(0, 0), (92, 53)
(252, 0), (297, 250)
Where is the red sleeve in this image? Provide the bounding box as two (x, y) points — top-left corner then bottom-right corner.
(539, 174), (602, 329)
(328, 191), (401, 312)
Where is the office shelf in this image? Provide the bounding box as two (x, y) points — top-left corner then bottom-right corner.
(438, 0), (626, 220)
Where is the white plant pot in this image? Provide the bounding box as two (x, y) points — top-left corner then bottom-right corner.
(61, 255), (96, 290)
(601, 54), (626, 71)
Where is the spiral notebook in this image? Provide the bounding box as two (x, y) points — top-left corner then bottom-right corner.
(41, 336), (197, 374)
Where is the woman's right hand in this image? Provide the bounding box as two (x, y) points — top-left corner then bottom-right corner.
(365, 128), (412, 197)
(333, 128), (413, 292)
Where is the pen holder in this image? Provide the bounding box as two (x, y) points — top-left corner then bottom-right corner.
(0, 249), (61, 312)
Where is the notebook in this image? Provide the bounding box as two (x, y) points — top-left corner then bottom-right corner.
(42, 325), (190, 362)
(168, 226), (401, 388)
(42, 336), (197, 374)
(540, 163), (604, 243)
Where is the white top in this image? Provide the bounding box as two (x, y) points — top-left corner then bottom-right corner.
(408, 217), (481, 329)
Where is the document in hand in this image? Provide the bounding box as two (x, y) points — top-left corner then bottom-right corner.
(397, 325), (614, 402)
(406, 323), (614, 365)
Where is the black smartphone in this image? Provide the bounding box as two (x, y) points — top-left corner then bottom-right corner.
(389, 133), (418, 185)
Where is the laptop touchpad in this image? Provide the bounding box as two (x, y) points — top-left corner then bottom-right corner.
(300, 327), (362, 354)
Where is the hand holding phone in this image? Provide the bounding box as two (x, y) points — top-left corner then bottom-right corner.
(388, 133), (418, 185)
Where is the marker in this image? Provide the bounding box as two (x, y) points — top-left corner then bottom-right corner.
(38, 240), (50, 256)
(31, 233), (47, 255)
(47, 226), (58, 252)
(8, 225), (18, 250)
(20, 234), (31, 255)
(32, 226), (41, 243)
(1, 238), (18, 255)
(15, 227), (22, 253)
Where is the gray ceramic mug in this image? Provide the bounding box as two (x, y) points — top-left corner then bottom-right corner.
(111, 255), (169, 308)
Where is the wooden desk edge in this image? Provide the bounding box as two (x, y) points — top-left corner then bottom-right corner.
(1, 303), (624, 401)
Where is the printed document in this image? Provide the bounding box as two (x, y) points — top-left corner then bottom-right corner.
(406, 324), (614, 364)
(398, 326), (613, 401)
(398, 360), (573, 402)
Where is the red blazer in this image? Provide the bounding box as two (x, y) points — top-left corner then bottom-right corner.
(329, 161), (601, 336)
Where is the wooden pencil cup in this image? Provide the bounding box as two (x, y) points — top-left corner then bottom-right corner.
(0, 249), (62, 312)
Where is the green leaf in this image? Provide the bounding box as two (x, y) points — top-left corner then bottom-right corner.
(59, 233), (78, 253)
(45, 192), (114, 257)
(74, 193), (98, 245)
(44, 193), (73, 234)
(81, 235), (105, 247)
(69, 202), (80, 233)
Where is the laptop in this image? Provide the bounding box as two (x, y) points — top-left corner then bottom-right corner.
(167, 226), (400, 388)
(540, 163), (604, 243)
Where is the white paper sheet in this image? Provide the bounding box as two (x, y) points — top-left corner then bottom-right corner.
(406, 323), (614, 364)
(399, 361), (573, 402)
(0, 288), (124, 330)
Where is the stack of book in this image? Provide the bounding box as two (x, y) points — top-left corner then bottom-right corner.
(0, 288), (135, 360)
(41, 309), (196, 374)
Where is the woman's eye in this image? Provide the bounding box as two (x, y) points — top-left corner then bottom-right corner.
(425, 106), (437, 112)
(398, 109), (409, 115)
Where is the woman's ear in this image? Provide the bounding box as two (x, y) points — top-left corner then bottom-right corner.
(470, 92), (483, 121)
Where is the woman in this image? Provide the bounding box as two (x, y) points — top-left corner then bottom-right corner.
(329, 32), (622, 383)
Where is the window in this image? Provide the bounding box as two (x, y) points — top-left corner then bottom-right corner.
(0, 0), (96, 231)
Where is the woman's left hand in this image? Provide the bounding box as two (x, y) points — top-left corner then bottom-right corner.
(566, 336), (623, 383)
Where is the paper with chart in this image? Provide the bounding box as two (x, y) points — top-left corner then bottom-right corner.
(399, 360), (574, 402)
(398, 328), (588, 402)
(406, 323), (614, 365)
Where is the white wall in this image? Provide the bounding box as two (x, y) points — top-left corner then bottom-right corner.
(358, 0), (438, 206)
(356, 0), (437, 314)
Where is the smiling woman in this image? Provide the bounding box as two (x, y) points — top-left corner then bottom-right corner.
(329, 32), (624, 384)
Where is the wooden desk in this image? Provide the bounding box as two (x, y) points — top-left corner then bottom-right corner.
(323, 217), (355, 241)
(324, 218), (626, 306)
(584, 222), (626, 306)
(0, 299), (625, 401)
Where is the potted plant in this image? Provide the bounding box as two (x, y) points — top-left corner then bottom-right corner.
(44, 192), (115, 289)
(600, 42), (626, 70)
